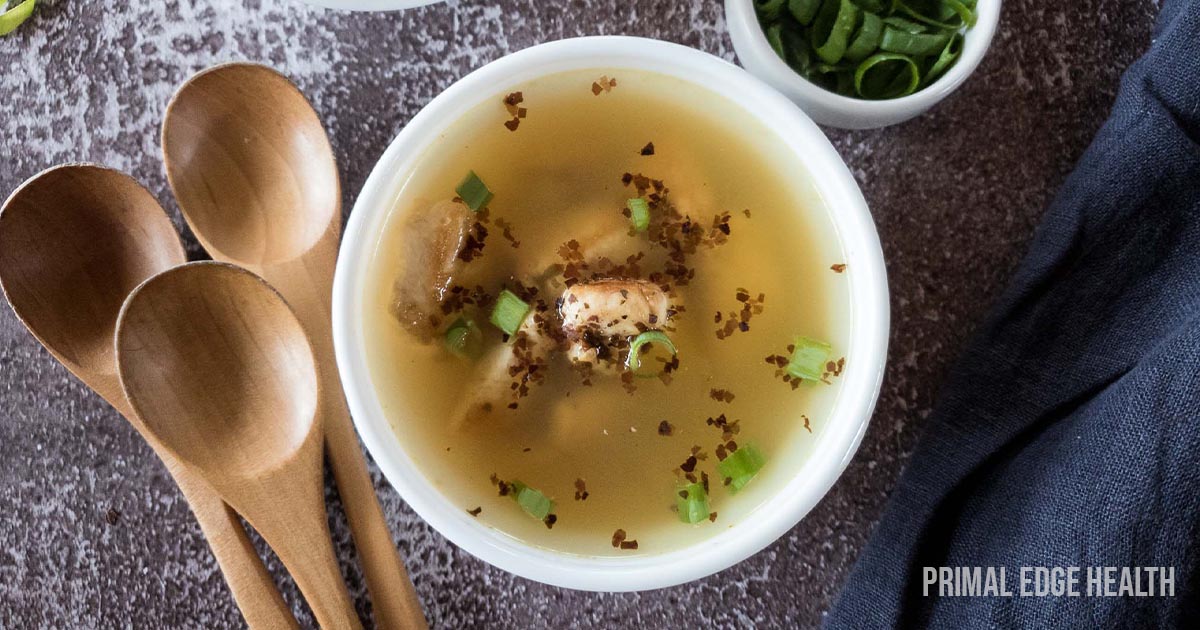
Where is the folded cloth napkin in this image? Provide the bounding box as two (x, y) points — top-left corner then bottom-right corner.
(825, 1), (1200, 628)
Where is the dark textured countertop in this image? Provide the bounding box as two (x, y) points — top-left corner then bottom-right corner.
(0, 1), (1158, 627)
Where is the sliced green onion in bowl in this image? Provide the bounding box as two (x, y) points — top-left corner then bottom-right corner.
(879, 26), (951, 57)
(718, 445), (767, 493)
(627, 197), (650, 232)
(626, 330), (677, 372)
(844, 12), (884, 63)
(754, 0), (787, 21)
(786, 335), (832, 381)
(676, 481), (710, 524)
(811, 0), (860, 64)
(0, 0), (36, 36)
(755, 0), (975, 100)
(924, 32), (964, 85)
(489, 289), (531, 338)
(855, 53), (921, 99)
(455, 170), (493, 212)
(787, 0), (821, 25)
(443, 317), (483, 359)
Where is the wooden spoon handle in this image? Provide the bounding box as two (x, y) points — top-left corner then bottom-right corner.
(267, 248), (427, 630)
(325, 403), (428, 629)
(242, 432), (364, 630)
(165, 458), (300, 630)
(76, 377), (298, 629)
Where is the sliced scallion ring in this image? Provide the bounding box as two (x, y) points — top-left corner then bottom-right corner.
(787, 0), (821, 25)
(924, 32), (964, 85)
(844, 12), (884, 63)
(626, 330), (677, 373)
(880, 26), (952, 57)
(812, 0), (861, 64)
(854, 52), (921, 99)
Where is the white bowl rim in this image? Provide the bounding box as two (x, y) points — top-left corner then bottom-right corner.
(333, 35), (890, 592)
(724, 0), (1002, 124)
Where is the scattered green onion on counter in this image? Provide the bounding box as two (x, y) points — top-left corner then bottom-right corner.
(0, 0), (36, 36)
(627, 197), (651, 232)
(626, 330), (678, 372)
(718, 444), (767, 492)
(676, 481), (711, 524)
(443, 317), (483, 359)
(787, 335), (832, 382)
(756, 0), (974, 99)
(455, 170), (494, 211)
(489, 289), (531, 337)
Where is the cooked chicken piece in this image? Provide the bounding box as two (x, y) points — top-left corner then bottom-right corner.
(559, 279), (670, 340)
(451, 309), (553, 429)
(558, 279), (672, 373)
(390, 200), (475, 342)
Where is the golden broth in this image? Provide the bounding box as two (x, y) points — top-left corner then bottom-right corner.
(364, 68), (849, 556)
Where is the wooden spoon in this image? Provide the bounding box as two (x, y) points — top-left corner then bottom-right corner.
(162, 63), (427, 629)
(115, 262), (362, 630)
(0, 164), (297, 629)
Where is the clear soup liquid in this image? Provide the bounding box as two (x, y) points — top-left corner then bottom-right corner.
(364, 68), (849, 556)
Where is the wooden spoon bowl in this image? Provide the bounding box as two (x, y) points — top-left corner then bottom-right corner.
(115, 262), (318, 476)
(0, 164), (183, 378)
(0, 164), (297, 628)
(117, 261), (360, 630)
(161, 63), (339, 266)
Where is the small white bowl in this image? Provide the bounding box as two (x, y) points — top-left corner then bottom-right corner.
(333, 36), (889, 591)
(726, 0), (1001, 129)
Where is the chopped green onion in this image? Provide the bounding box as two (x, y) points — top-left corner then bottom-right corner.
(509, 480), (554, 520)
(455, 170), (493, 212)
(627, 197), (650, 232)
(787, 335), (833, 381)
(924, 32), (964, 85)
(844, 12), (884, 63)
(489, 289), (531, 337)
(765, 22), (785, 58)
(811, 0), (860, 64)
(780, 24), (812, 71)
(851, 0), (888, 12)
(443, 317), (483, 359)
(880, 26), (951, 57)
(754, 0), (786, 21)
(504, 480), (554, 518)
(718, 445), (767, 493)
(626, 330), (677, 372)
(489, 289), (531, 338)
(755, 0), (974, 100)
(882, 15), (930, 33)
(897, 0), (974, 30)
(787, 0), (821, 25)
(676, 482), (710, 524)
(855, 52), (921, 99)
(0, 0), (36, 36)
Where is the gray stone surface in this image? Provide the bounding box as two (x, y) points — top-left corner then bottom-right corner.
(0, 0), (1158, 628)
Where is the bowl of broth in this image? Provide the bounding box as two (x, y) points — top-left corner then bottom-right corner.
(333, 36), (888, 591)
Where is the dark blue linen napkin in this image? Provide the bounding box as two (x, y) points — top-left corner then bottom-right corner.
(825, 1), (1200, 627)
